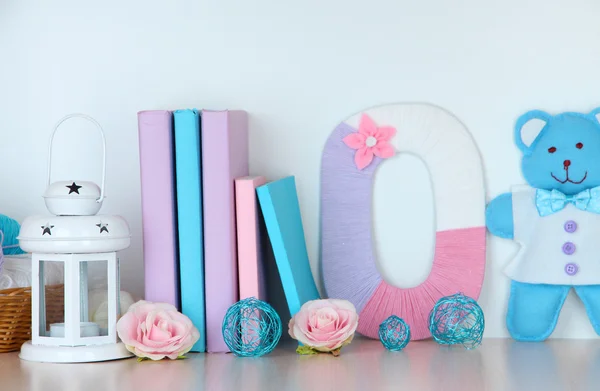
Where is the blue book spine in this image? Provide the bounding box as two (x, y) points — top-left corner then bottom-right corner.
(256, 176), (320, 317)
(173, 109), (205, 352)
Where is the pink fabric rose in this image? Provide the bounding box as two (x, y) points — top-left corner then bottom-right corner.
(288, 299), (359, 356)
(117, 300), (200, 360)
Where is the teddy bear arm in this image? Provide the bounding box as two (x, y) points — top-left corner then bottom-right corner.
(485, 192), (514, 239)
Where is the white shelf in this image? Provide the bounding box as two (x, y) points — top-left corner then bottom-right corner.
(1, 338), (596, 391)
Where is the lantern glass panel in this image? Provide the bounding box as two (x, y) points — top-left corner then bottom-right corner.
(38, 260), (65, 337)
(79, 260), (109, 337)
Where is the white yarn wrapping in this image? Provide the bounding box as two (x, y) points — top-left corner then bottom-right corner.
(89, 289), (135, 328)
(0, 255), (63, 289)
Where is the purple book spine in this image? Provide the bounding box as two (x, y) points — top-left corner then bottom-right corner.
(138, 110), (179, 307)
(202, 110), (248, 352)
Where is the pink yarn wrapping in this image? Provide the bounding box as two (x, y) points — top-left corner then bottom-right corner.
(358, 226), (486, 340)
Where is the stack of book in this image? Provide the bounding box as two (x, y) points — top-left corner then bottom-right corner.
(137, 109), (319, 353)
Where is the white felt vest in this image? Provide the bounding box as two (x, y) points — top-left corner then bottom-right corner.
(506, 185), (600, 285)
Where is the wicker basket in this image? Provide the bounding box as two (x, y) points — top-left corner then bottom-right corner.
(0, 284), (65, 352)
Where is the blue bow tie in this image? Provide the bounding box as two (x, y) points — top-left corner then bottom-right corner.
(536, 187), (600, 216)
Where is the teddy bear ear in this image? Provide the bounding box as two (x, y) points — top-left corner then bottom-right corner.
(514, 110), (551, 153)
(589, 107), (600, 123)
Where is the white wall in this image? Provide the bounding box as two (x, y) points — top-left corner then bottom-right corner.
(2, 0), (600, 338)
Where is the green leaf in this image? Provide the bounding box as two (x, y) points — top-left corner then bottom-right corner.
(176, 355), (187, 360)
(296, 345), (318, 355)
(137, 356), (150, 362)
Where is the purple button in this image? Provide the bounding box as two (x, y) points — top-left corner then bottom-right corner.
(562, 242), (576, 255)
(565, 263), (579, 276)
(564, 220), (577, 233)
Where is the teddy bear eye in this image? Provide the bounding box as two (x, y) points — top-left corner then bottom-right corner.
(548, 147), (557, 153)
(576, 142), (583, 149)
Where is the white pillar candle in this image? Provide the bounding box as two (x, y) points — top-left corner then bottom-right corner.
(49, 322), (100, 338)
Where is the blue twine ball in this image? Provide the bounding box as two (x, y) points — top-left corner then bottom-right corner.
(428, 293), (485, 349)
(0, 215), (26, 255)
(222, 297), (282, 357)
(379, 315), (411, 351)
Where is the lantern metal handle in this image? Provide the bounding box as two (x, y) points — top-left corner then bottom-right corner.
(47, 113), (106, 203)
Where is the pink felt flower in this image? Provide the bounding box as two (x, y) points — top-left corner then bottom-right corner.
(343, 114), (396, 170)
(288, 299), (359, 356)
(116, 300), (200, 361)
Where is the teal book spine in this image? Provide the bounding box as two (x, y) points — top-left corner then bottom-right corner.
(256, 176), (320, 317)
(173, 109), (205, 352)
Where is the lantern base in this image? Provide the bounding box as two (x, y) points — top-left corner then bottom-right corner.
(19, 341), (134, 363)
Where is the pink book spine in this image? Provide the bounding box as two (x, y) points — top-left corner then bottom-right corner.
(137, 110), (179, 307)
(235, 176), (267, 301)
(202, 110), (249, 352)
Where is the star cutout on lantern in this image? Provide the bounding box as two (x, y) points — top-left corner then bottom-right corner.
(41, 223), (54, 236)
(66, 182), (82, 194)
(96, 222), (109, 234)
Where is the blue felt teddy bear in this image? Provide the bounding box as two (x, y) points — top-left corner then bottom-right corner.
(487, 108), (600, 341)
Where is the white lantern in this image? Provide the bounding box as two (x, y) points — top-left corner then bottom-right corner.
(17, 114), (133, 363)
